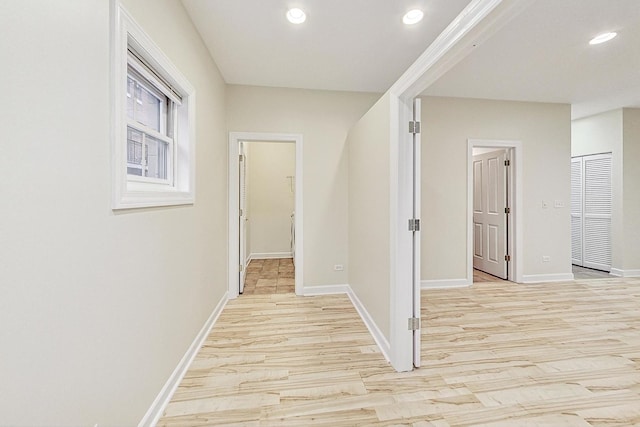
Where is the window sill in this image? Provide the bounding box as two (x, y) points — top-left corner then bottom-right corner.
(113, 189), (194, 210)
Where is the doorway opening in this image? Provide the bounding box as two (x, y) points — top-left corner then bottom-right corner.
(468, 139), (523, 284)
(228, 132), (303, 299)
(239, 141), (296, 295)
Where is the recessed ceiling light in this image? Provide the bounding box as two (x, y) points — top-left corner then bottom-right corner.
(286, 8), (306, 24)
(403, 9), (424, 25)
(589, 32), (617, 45)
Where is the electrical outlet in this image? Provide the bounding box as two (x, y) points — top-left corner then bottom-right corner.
(554, 200), (564, 208)
(334, 264), (344, 271)
(542, 256), (550, 262)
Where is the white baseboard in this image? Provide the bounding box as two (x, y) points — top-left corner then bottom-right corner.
(522, 273), (574, 283)
(421, 278), (471, 289)
(250, 252), (293, 260)
(610, 268), (640, 277)
(302, 284), (350, 296)
(346, 286), (391, 363)
(138, 293), (229, 427)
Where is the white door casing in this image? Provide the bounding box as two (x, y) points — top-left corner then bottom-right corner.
(228, 132), (303, 299)
(467, 139), (522, 284)
(239, 143), (248, 293)
(387, 0), (532, 372)
(473, 149), (507, 279)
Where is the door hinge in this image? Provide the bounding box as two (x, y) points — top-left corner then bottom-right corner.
(239, 208), (243, 216)
(504, 159), (510, 166)
(408, 218), (421, 232)
(239, 264), (244, 272)
(408, 317), (420, 331)
(505, 254), (511, 262)
(505, 207), (510, 214)
(239, 154), (245, 161)
(409, 121), (421, 134)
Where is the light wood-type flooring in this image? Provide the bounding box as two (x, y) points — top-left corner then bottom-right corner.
(159, 277), (640, 426)
(473, 269), (506, 283)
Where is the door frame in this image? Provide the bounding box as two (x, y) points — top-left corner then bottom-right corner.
(467, 139), (523, 283)
(386, 0), (533, 372)
(228, 132), (303, 298)
(239, 142), (247, 293)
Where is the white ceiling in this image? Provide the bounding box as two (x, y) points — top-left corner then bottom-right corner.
(181, 0), (471, 93)
(422, 0), (640, 119)
(181, 0), (640, 118)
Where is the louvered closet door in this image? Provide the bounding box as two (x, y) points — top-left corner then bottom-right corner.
(583, 154), (612, 271)
(572, 153), (612, 271)
(571, 158), (583, 265)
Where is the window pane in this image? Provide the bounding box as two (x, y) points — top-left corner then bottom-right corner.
(127, 127), (143, 176)
(127, 66), (166, 133)
(134, 82), (161, 132)
(145, 134), (169, 180)
(126, 76), (135, 120)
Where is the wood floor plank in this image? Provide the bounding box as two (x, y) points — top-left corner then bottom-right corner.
(158, 278), (640, 426)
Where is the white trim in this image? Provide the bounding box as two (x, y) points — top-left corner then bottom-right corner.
(249, 252), (293, 260)
(138, 293), (229, 427)
(421, 278), (472, 289)
(389, 95), (414, 372)
(111, 1), (196, 210)
(610, 268), (640, 277)
(384, 0), (534, 373)
(346, 287), (391, 362)
(521, 273), (575, 283)
(389, 0), (534, 98)
(302, 284), (350, 296)
(468, 139), (523, 284)
(228, 132), (303, 299)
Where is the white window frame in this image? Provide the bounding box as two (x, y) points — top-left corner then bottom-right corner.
(111, 1), (196, 209)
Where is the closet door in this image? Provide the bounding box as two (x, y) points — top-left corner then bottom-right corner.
(571, 158), (583, 266)
(582, 154), (612, 271)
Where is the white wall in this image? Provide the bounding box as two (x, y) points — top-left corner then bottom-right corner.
(571, 109), (624, 270)
(347, 93), (392, 341)
(622, 108), (640, 271)
(0, 1), (228, 425)
(572, 108), (640, 275)
(226, 85), (379, 287)
(246, 142), (296, 257)
(421, 96), (572, 282)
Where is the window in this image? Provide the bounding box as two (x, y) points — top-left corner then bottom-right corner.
(126, 60), (173, 182)
(111, 2), (195, 209)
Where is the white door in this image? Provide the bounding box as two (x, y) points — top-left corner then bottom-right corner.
(583, 154), (612, 271)
(239, 143), (248, 293)
(571, 157), (583, 265)
(411, 98), (421, 368)
(473, 150), (508, 279)
(572, 153), (612, 271)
